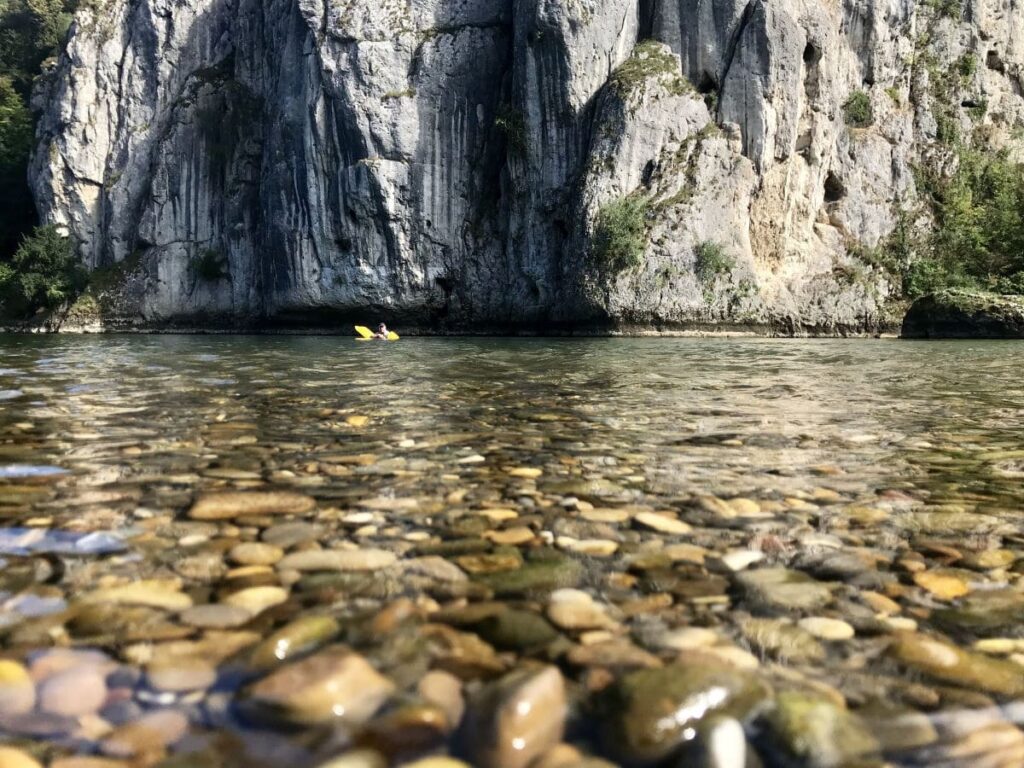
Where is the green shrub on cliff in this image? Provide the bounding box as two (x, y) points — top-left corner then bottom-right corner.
(876, 148), (1024, 297)
(695, 240), (734, 282)
(593, 195), (649, 274)
(843, 91), (874, 128)
(0, 224), (86, 316)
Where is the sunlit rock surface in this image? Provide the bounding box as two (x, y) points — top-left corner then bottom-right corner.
(30, 0), (1024, 331)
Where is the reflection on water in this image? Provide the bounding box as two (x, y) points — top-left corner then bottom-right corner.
(1, 335), (1024, 767)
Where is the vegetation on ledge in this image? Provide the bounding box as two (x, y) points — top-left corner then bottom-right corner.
(592, 194), (649, 275)
(609, 40), (691, 98)
(0, 224), (86, 318)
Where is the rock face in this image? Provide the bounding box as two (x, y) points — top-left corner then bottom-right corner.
(30, 0), (1024, 332)
(902, 291), (1024, 338)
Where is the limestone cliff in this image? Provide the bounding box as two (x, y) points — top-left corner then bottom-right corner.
(29, 0), (1024, 332)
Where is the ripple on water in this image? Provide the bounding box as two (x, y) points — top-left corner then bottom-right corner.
(0, 389), (23, 400)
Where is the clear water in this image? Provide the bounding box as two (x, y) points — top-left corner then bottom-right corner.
(1, 334), (1024, 766)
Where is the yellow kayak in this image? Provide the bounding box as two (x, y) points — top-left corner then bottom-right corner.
(355, 325), (400, 341)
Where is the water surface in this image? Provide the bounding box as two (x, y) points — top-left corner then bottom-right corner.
(1, 335), (1024, 767)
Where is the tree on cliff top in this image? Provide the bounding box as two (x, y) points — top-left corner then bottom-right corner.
(0, 0), (78, 259)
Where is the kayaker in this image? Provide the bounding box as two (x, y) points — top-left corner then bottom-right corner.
(372, 323), (390, 339)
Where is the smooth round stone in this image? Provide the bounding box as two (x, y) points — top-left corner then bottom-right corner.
(696, 716), (747, 768)
(555, 537), (618, 557)
(277, 549), (397, 572)
(29, 649), (114, 680)
(634, 512), (692, 535)
(735, 568), (834, 611)
(718, 550), (765, 572)
(403, 556), (468, 582)
(244, 646), (395, 725)
(726, 498), (763, 516)
(50, 758), (131, 768)
(465, 666), (567, 768)
(764, 692), (878, 767)
(974, 638), (1024, 654)
(580, 508), (631, 524)
(229, 542), (284, 566)
(652, 627), (721, 651)
(484, 528), (536, 545)
(880, 617), (918, 631)
(83, 580), (192, 610)
(0, 747), (42, 768)
(417, 670), (465, 729)
(740, 618), (824, 663)
(477, 508), (518, 522)
(180, 603), (253, 629)
(508, 467), (543, 478)
(600, 661), (769, 765)
(455, 552), (522, 574)
(225, 564), (274, 580)
(798, 617), (856, 641)
(963, 549), (1016, 570)
(101, 709), (189, 757)
(399, 760), (472, 768)
(663, 543), (708, 564)
(860, 591), (901, 615)
(262, 522), (322, 548)
(249, 616), (341, 670)
(38, 666), (108, 717)
(189, 491), (316, 520)
(223, 586), (289, 614)
(314, 750), (387, 768)
(914, 570), (970, 600)
(529, 745), (586, 768)
(174, 552), (227, 583)
(146, 657), (216, 693)
(547, 589), (615, 631)
(890, 632), (1024, 696)
(0, 660), (36, 715)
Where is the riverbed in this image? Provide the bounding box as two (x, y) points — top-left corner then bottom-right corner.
(1, 334), (1023, 767)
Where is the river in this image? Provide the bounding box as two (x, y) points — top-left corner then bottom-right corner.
(1, 334), (1023, 767)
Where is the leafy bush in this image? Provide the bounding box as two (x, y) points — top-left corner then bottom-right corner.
(843, 90), (874, 128)
(994, 272), (1024, 295)
(879, 149), (1024, 298)
(0, 225), (86, 316)
(957, 54), (977, 79)
(592, 195), (649, 274)
(932, 0), (961, 17)
(694, 240), (734, 282)
(193, 249), (228, 281)
(610, 40), (690, 97)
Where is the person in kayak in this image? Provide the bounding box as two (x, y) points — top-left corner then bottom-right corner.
(372, 323), (390, 339)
